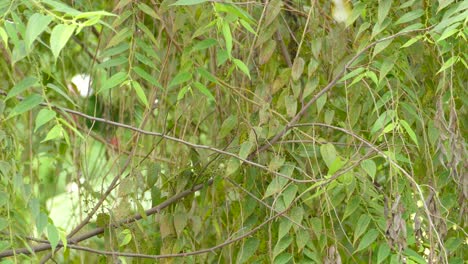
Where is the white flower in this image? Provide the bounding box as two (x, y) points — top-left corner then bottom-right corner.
(71, 74), (93, 97)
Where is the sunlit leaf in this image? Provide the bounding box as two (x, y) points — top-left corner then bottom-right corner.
(320, 143), (336, 169)
(222, 22), (232, 58)
(47, 223), (60, 252)
(100, 71), (127, 92)
(132, 81), (149, 108)
(35, 109), (56, 132)
(233, 58), (251, 79)
(50, 24), (76, 60)
(25, 13), (52, 50)
(399, 119), (419, 148)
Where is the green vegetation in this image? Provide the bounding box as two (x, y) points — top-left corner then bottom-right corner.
(0, 0), (466, 263)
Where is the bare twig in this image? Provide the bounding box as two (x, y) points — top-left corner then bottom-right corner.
(0, 179), (213, 258)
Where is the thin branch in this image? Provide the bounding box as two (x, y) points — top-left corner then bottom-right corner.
(292, 122), (448, 262)
(250, 26), (434, 157)
(0, 179), (213, 258)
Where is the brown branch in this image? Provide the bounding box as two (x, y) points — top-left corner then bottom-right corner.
(0, 179), (213, 258)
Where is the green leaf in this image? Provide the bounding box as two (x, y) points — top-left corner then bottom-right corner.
(339, 67), (365, 83)
(50, 24), (76, 60)
(377, 243), (390, 264)
(100, 71), (127, 92)
(371, 110), (395, 135)
(169, 71), (191, 88)
(403, 248), (426, 264)
(237, 238), (259, 263)
(47, 83), (77, 107)
(320, 143), (337, 169)
(361, 159), (376, 180)
(284, 95), (297, 117)
(193, 82), (216, 102)
(401, 35), (423, 48)
(41, 124), (64, 142)
(437, 55), (459, 74)
(47, 223), (60, 252)
(378, 0), (392, 25)
(192, 38), (217, 52)
(106, 27), (131, 48)
(0, 192), (7, 207)
(239, 19), (256, 35)
(316, 93), (327, 114)
(395, 9), (424, 25)
(25, 13), (53, 50)
(0, 26), (8, 47)
(343, 196), (361, 220)
(282, 184), (298, 208)
(399, 119), (419, 148)
(233, 58), (250, 79)
(35, 109), (56, 132)
(171, 0), (210, 6)
(218, 115), (237, 139)
(137, 3), (160, 20)
(131, 81), (149, 108)
(119, 229), (132, 247)
(346, 2), (366, 26)
(291, 57), (305, 81)
(6, 76), (38, 100)
(222, 22), (232, 58)
(197, 67), (218, 83)
(42, 0), (81, 15)
(264, 176), (288, 198)
(445, 237), (463, 252)
(177, 86), (190, 101)
(355, 228), (379, 252)
(278, 219), (292, 241)
(0, 218), (8, 231)
(373, 39), (393, 58)
(0, 241), (10, 252)
(225, 157), (240, 176)
(239, 141), (254, 161)
(381, 122), (396, 135)
(295, 229), (310, 251)
(274, 253), (292, 264)
(7, 94), (43, 119)
(133, 67), (159, 87)
(264, 0), (282, 27)
(259, 39), (276, 65)
(273, 235), (292, 258)
(353, 214), (371, 244)
(173, 212), (188, 235)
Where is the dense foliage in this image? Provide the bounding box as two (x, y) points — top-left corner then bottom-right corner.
(0, 0), (466, 263)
